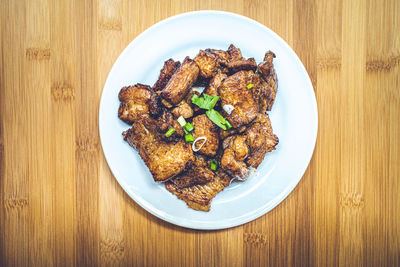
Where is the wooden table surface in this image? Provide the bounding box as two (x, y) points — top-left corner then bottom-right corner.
(1, 0), (399, 266)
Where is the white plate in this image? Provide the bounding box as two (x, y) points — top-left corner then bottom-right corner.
(99, 11), (317, 230)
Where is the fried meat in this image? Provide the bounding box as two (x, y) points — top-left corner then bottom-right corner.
(218, 70), (260, 128)
(170, 155), (214, 188)
(118, 44), (279, 211)
(227, 58), (257, 73)
(257, 51), (278, 111)
(192, 114), (220, 156)
(118, 84), (152, 124)
(245, 114), (279, 168)
(194, 50), (219, 78)
(152, 59), (180, 91)
(165, 170), (231, 211)
(220, 114), (278, 177)
(123, 118), (194, 182)
(160, 57), (199, 104)
(204, 72), (227, 97)
(172, 100), (194, 119)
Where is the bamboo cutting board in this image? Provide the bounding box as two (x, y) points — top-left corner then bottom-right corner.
(1, 0), (399, 266)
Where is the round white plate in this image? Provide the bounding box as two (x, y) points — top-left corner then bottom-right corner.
(99, 11), (317, 230)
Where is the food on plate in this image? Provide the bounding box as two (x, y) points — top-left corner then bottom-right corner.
(122, 116), (194, 181)
(152, 59), (181, 92)
(165, 169), (231, 211)
(118, 84), (152, 124)
(159, 57), (199, 104)
(192, 114), (219, 156)
(118, 44), (279, 211)
(170, 155), (215, 189)
(204, 72), (227, 97)
(218, 70), (260, 128)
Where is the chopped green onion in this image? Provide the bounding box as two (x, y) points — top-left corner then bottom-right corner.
(165, 127), (175, 137)
(225, 120), (232, 129)
(210, 160), (218, 171)
(246, 83), (254, 89)
(185, 133), (194, 143)
(191, 93), (219, 110)
(183, 122), (194, 132)
(205, 109), (232, 130)
(177, 116), (187, 127)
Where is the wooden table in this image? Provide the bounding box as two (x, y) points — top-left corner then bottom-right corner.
(1, 0), (399, 266)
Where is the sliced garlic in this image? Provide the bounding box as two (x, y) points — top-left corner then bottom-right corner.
(223, 104), (234, 115)
(192, 136), (207, 152)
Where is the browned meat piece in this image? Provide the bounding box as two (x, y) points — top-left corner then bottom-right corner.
(257, 51), (277, 111)
(227, 58), (257, 73)
(118, 84), (152, 124)
(205, 48), (231, 66)
(171, 176), (197, 189)
(205, 44), (257, 73)
(123, 118), (194, 182)
(227, 44), (242, 61)
(152, 59), (180, 91)
(257, 51), (276, 81)
(184, 89), (201, 113)
(232, 135), (248, 161)
(206, 44), (256, 74)
(192, 114), (219, 156)
(205, 44), (243, 68)
(194, 50), (219, 78)
(245, 114), (279, 168)
(165, 170), (231, 211)
(219, 125), (247, 140)
(251, 78), (275, 113)
(206, 44), (255, 73)
(220, 114), (278, 176)
(216, 169), (232, 187)
(221, 135), (250, 179)
(157, 110), (185, 137)
(160, 99), (173, 108)
(146, 90), (163, 118)
(204, 72), (227, 96)
(221, 145), (249, 179)
(218, 70), (260, 128)
(172, 100), (194, 119)
(171, 156), (214, 188)
(160, 57), (199, 104)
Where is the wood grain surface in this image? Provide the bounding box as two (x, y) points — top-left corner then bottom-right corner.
(1, 0), (399, 266)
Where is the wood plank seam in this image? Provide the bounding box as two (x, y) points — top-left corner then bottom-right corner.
(366, 56), (400, 72)
(51, 82), (75, 101)
(75, 137), (99, 153)
(339, 193), (365, 209)
(25, 48), (51, 60)
(98, 20), (122, 31)
(243, 233), (267, 247)
(4, 198), (28, 211)
(100, 238), (125, 262)
(316, 58), (342, 70)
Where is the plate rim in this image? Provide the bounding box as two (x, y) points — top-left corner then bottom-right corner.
(99, 10), (318, 230)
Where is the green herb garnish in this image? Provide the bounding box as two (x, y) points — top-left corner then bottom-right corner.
(184, 133), (194, 143)
(165, 127), (176, 137)
(246, 83), (254, 89)
(225, 120), (232, 129)
(210, 160), (218, 171)
(205, 109), (233, 130)
(183, 122), (194, 132)
(191, 93), (219, 110)
(177, 116), (187, 127)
